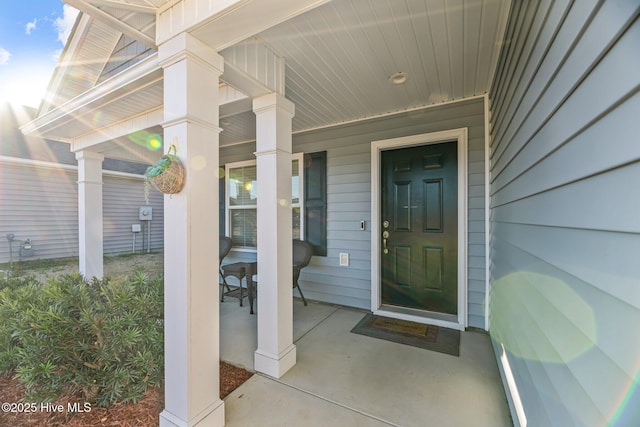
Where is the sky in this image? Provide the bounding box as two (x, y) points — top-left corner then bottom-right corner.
(0, 0), (79, 109)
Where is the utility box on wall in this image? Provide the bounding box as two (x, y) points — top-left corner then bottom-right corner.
(139, 207), (152, 221)
(20, 239), (34, 257)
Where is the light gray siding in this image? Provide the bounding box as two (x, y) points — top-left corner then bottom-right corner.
(0, 161), (79, 263)
(103, 174), (164, 255)
(488, 2), (639, 426)
(0, 159), (164, 265)
(221, 98), (488, 325)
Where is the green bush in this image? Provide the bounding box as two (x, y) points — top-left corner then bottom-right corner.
(0, 271), (163, 406)
(0, 274), (41, 372)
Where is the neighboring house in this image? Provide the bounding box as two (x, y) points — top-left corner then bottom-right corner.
(0, 102), (164, 265)
(19, 1), (639, 427)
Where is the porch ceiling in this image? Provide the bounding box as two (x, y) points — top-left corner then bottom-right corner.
(24, 0), (510, 156)
(243, 0), (510, 134)
(205, 0), (511, 145)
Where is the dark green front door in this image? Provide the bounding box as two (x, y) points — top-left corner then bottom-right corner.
(381, 142), (458, 314)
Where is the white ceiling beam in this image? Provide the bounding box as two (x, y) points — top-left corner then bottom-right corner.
(65, 0), (157, 49)
(221, 61), (274, 98)
(99, 138), (164, 164)
(72, 107), (164, 151)
(157, 0), (330, 50)
(220, 98), (252, 119)
(84, 0), (156, 14)
(70, 79), (255, 146)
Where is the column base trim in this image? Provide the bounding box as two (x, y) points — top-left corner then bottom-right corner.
(254, 344), (297, 378)
(159, 399), (225, 427)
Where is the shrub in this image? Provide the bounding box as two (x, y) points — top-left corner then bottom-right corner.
(0, 271), (163, 406)
(0, 274), (41, 372)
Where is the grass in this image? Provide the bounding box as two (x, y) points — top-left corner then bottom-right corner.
(0, 256), (78, 273)
(0, 252), (163, 278)
(113, 251), (158, 259)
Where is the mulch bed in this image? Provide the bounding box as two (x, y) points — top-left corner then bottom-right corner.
(0, 362), (253, 426)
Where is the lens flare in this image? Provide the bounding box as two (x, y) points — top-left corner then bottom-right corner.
(147, 136), (162, 150)
(610, 368), (640, 426)
(127, 130), (163, 151)
(92, 111), (103, 126)
(191, 155), (206, 171)
(490, 271), (596, 363)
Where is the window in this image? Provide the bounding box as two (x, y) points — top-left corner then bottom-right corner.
(226, 153), (304, 250)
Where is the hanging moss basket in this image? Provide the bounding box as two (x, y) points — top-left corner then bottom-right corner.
(144, 145), (185, 203)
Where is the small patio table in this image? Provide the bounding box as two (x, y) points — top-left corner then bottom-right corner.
(221, 261), (257, 314)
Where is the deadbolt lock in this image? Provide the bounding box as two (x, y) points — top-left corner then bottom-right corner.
(383, 220), (390, 228)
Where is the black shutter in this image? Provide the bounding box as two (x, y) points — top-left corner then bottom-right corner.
(304, 151), (327, 256)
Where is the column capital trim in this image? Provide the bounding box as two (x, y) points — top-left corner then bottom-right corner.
(162, 115), (223, 133)
(254, 148), (292, 157)
(159, 32), (224, 75)
(75, 151), (105, 162)
(252, 93), (295, 117)
(76, 180), (103, 185)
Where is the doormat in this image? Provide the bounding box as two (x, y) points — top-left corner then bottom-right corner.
(351, 314), (460, 357)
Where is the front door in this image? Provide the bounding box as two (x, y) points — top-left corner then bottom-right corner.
(381, 142), (458, 314)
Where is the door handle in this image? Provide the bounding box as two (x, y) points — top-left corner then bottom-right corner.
(382, 231), (389, 254)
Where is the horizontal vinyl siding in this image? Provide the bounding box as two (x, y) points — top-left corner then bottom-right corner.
(221, 98), (488, 320)
(103, 175), (164, 254)
(0, 162), (78, 262)
(489, 2), (639, 426)
(0, 159), (164, 264)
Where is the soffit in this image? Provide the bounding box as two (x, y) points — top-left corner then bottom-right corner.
(51, 76), (163, 142)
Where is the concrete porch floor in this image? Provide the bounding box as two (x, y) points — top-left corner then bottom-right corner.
(220, 298), (513, 426)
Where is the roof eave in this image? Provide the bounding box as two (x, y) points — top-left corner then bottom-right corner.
(21, 53), (162, 142)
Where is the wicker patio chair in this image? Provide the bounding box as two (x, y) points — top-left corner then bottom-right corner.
(219, 236), (233, 302)
(293, 239), (313, 306)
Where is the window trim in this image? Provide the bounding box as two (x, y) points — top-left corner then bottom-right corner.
(225, 153), (304, 252)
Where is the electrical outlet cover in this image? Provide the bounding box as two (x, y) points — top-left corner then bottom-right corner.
(339, 253), (349, 266)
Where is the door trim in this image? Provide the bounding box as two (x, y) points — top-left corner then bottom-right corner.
(371, 129), (468, 331)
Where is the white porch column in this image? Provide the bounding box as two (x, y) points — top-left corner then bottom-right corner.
(253, 93), (296, 378)
(75, 150), (104, 279)
(158, 32), (225, 427)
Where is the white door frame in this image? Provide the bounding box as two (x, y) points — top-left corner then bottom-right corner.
(370, 128), (468, 331)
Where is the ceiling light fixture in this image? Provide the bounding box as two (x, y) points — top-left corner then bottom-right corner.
(389, 72), (409, 85)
